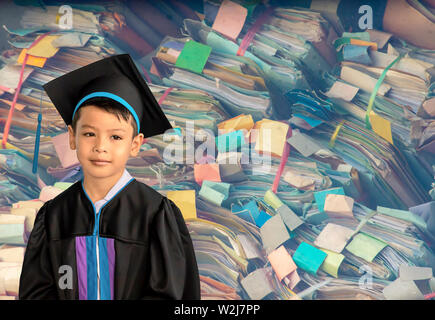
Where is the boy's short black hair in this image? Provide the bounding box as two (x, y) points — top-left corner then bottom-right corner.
(71, 97), (138, 139)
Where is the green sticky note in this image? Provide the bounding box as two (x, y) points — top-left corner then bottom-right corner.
(292, 242), (327, 275)
(0, 224), (25, 244)
(342, 32), (370, 41)
(203, 180), (231, 195)
(199, 185), (225, 206)
(314, 187), (345, 213)
(199, 180), (231, 206)
(320, 249), (345, 278)
(264, 189), (284, 210)
(345, 233), (388, 262)
(175, 40), (211, 74)
(54, 182), (74, 191)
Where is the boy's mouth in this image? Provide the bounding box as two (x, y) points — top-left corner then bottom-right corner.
(90, 159), (111, 166)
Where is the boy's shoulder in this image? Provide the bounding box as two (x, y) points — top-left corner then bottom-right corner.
(43, 180), (82, 207)
(122, 179), (168, 209)
(39, 180), (173, 241)
(44, 178), (166, 213)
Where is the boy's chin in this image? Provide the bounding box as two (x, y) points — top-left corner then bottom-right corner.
(82, 165), (120, 178)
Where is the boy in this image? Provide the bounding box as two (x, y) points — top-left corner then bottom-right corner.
(18, 54), (201, 300)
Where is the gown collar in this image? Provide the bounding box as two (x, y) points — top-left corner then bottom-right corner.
(81, 168), (133, 207)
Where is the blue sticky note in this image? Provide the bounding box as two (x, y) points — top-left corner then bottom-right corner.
(292, 242), (327, 275)
(233, 207), (255, 223)
(342, 44), (372, 65)
(235, 212), (253, 223)
(314, 187), (345, 213)
(233, 201), (273, 227)
(231, 204), (243, 213)
(233, 200), (261, 224)
(216, 130), (245, 153)
(243, 200), (260, 219)
(293, 114), (323, 128)
(256, 211), (272, 228)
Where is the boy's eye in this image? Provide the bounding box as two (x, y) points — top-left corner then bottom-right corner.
(83, 133), (122, 140)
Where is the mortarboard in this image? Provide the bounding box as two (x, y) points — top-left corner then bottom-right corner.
(42, 53), (172, 137)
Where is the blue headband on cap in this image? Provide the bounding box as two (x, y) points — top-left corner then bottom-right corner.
(73, 92), (141, 134)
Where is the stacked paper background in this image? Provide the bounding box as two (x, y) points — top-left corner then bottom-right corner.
(0, 0), (434, 300)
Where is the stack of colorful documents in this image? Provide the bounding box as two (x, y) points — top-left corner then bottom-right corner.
(0, 0), (434, 300)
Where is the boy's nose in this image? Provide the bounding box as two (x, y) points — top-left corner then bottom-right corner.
(93, 138), (108, 152)
(93, 145), (106, 153)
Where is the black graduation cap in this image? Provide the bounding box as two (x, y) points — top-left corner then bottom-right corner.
(43, 54), (172, 137)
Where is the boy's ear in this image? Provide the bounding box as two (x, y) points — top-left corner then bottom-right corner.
(130, 133), (144, 157)
(67, 125), (76, 150)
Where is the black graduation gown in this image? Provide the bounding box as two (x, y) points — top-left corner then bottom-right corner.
(18, 179), (201, 300)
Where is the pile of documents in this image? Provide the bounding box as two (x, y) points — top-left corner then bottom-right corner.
(201, 2), (338, 82)
(0, 5), (111, 204)
(153, 36), (274, 120)
(0, 0), (434, 300)
(314, 30), (434, 218)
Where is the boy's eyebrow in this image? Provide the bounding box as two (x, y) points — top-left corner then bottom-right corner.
(81, 124), (126, 132)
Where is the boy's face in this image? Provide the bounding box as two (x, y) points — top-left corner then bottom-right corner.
(67, 105), (143, 181)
